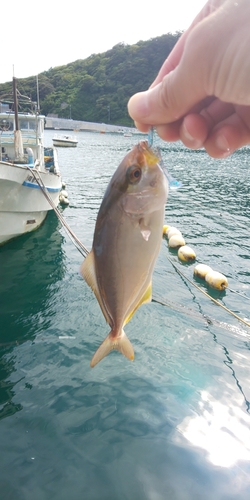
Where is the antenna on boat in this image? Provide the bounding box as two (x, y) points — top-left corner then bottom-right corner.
(12, 77), (20, 131)
(36, 75), (40, 113)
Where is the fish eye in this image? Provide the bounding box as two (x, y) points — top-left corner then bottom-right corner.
(127, 165), (142, 184)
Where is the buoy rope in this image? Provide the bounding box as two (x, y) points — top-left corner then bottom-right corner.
(195, 257), (250, 302)
(165, 255), (250, 329)
(28, 168), (89, 258)
(228, 288), (250, 301)
(28, 168), (250, 328)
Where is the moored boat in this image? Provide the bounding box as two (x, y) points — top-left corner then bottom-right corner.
(0, 77), (62, 245)
(52, 134), (78, 147)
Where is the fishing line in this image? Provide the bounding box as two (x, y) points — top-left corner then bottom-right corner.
(32, 158), (249, 329)
(152, 296), (249, 336)
(162, 254), (250, 413)
(152, 295), (213, 324)
(148, 128), (183, 188)
(147, 128), (154, 147)
(147, 132), (249, 327)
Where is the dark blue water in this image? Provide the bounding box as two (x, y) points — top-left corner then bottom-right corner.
(0, 131), (250, 500)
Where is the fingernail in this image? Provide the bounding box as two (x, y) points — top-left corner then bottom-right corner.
(182, 124), (203, 149)
(215, 135), (231, 157)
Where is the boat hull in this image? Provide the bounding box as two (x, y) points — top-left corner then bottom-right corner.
(0, 210), (48, 244)
(0, 162), (61, 244)
(52, 139), (77, 147)
(52, 135), (78, 147)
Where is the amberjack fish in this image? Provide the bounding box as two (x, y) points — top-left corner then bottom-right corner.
(81, 141), (168, 367)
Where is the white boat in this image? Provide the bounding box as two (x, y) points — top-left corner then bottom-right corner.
(0, 77), (62, 245)
(52, 134), (78, 147)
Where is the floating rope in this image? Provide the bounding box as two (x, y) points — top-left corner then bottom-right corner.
(30, 168), (249, 330)
(28, 168), (89, 258)
(165, 254), (250, 329)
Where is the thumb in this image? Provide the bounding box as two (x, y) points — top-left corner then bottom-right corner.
(128, 58), (207, 127)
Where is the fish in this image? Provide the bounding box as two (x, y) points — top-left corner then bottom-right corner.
(81, 141), (168, 367)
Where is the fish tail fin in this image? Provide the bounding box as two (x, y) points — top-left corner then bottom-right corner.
(90, 330), (134, 368)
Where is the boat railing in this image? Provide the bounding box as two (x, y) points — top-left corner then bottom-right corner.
(0, 134), (37, 146)
(53, 134), (77, 141)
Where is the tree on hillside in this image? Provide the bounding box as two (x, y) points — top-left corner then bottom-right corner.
(0, 33), (181, 125)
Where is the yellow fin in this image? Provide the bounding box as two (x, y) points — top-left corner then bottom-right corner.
(90, 330), (134, 368)
(124, 281), (152, 326)
(80, 251), (111, 324)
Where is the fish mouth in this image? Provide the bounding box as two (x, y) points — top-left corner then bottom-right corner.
(138, 141), (168, 185)
(139, 141), (161, 167)
(141, 142), (168, 181)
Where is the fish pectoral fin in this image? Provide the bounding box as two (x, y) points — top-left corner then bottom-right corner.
(124, 281), (152, 326)
(140, 229), (151, 241)
(139, 219), (151, 241)
(90, 330), (134, 368)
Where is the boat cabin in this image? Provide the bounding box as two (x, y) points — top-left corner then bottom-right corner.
(0, 111), (45, 165)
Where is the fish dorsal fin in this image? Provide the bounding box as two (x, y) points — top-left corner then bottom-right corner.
(80, 251), (111, 324)
(124, 281), (152, 326)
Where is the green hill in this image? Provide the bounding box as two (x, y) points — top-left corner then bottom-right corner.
(0, 33), (181, 126)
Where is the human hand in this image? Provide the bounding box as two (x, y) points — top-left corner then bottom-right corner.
(128, 0), (250, 158)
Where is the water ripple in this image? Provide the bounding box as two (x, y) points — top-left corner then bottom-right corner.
(0, 132), (250, 500)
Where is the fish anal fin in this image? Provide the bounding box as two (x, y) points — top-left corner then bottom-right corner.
(124, 281), (152, 326)
(90, 330), (134, 368)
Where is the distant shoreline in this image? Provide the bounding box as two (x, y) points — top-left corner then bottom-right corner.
(45, 116), (139, 134)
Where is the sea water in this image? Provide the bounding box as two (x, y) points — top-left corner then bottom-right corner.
(0, 130), (250, 500)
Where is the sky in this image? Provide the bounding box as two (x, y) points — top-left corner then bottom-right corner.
(1, 0), (206, 84)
